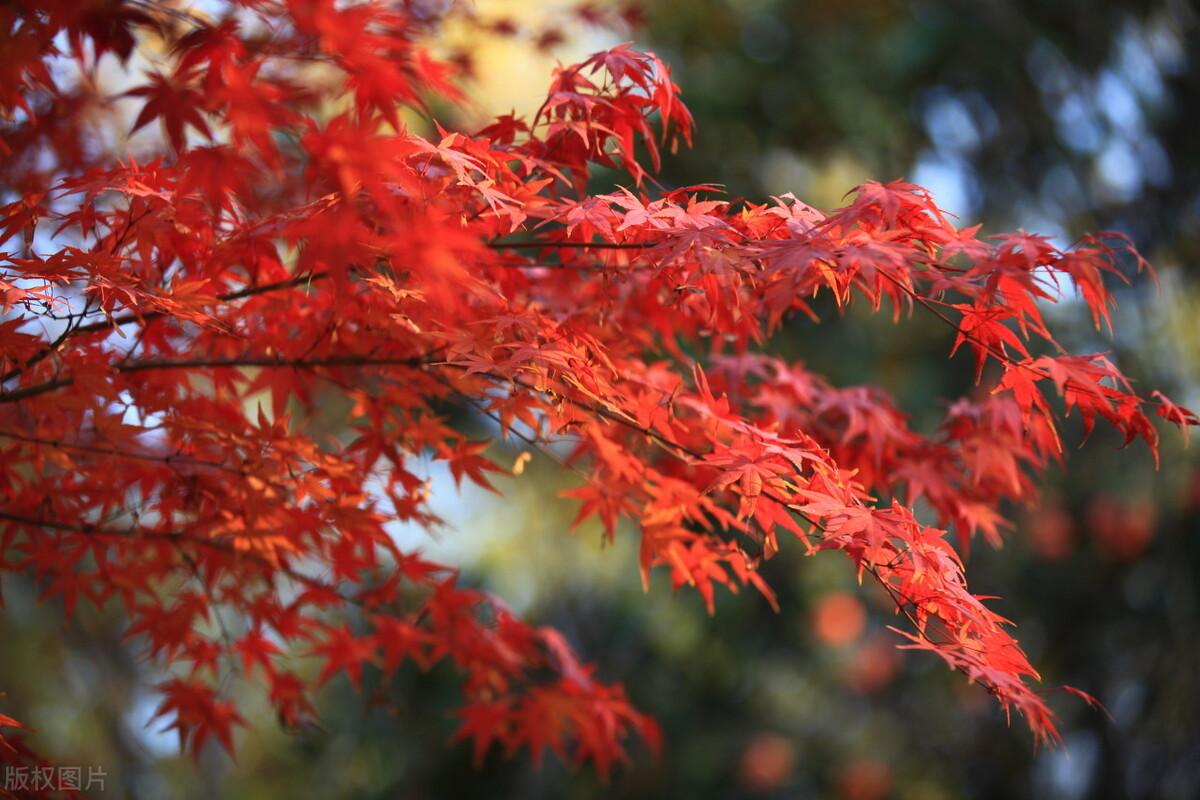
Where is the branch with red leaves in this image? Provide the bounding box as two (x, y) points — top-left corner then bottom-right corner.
(0, 0), (1194, 783)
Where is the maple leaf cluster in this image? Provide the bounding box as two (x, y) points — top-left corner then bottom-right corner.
(0, 0), (1195, 782)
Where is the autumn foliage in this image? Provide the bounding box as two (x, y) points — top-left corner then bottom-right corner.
(0, 0), (1195, 782)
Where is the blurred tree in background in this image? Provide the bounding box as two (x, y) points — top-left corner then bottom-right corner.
(1, 2), (1197, 799)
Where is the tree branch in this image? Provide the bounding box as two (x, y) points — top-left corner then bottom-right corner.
(0, 350), (431, 404)
(1, 271), (331, 386)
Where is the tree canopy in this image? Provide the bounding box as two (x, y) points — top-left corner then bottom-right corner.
(0, 1), (1194, 792)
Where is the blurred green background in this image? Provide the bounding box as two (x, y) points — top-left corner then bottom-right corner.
(3, 1), (1199, 797)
